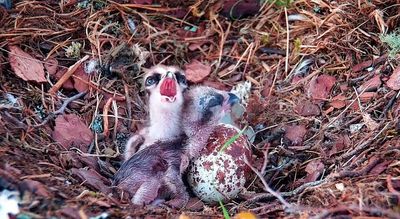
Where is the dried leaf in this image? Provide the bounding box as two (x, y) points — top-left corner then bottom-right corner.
(8, 45), (46, 83)
(184, 60), (211, 83)
(294, 101), (320, 116)
(304, 160), (324, 182)
(330, 95), (346, 109)
(284, 125), (307, 145)
(308, 75), (336, 102)
(359, 92), (377, 102)
(71, 168), (111, 195)
(387, 66), (400, 90)
(362, 113), (379, 131)
(357, 75), (381, 92)
(52, 114), (93, 151)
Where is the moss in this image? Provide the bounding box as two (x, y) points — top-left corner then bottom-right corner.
(380, 30), (400, 58)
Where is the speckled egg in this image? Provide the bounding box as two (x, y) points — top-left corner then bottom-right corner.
(186, 123), (252, 203)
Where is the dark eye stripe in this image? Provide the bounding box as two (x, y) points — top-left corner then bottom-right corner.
(175, 72), (187, 85)
(145, 73), (161, 87)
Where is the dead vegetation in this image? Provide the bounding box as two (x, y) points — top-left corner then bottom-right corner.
(0, 0), (400, 218)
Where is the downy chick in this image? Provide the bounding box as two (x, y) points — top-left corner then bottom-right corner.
(124, 65), (187, 160)
(113, 86), (239, 207)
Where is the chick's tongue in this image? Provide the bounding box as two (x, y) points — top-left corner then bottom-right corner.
(160, 78), (177, 97)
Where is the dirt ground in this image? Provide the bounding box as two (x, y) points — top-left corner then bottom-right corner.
(1, 0), (400, 218)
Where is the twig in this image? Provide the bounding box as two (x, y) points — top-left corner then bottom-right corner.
(244, 156), (292, 209)
(284, 7), (289, 74)
(34, 91), (87, 127)
(48, 55), (89, 94)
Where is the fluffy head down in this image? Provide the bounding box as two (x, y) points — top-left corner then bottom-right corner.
(182, 86), (239, 135)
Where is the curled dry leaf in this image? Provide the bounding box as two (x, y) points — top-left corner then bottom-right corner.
(386, 66), (400, 90)
(307, 74), (336, 102)
(184, 60), (211, 83)
(284, 125), (307, 145)
(8, 45), (46, 83)
(52, 114), (93, 151)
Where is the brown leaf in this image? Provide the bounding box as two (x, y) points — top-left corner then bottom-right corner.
(52, 114), (93, 151)
(71, 168), (112, 195)
(359, 92), (377, 102)
(357, 75), (381, 92)
(184, 60), (211, 83)
(294, 101), (320, 116)
(308, 75), (336, 102)
(8, 45), (46, 83)
(362, 113), (379, 131)
(284, 125), (307, 145)
(21, 179), (52, 198)
(44, 58), (58, 76)
(305, 160), (324, 182)
(387, 66), (400, 90)
(330, 94), (346, 109)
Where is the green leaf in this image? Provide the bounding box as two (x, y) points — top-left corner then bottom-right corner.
(219, 200), (231, 219)
(219, 125), (247, 152)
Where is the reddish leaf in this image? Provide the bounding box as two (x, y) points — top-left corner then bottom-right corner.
(71, 168), (112, 195)
(284, 125), (307, 145)
(357, 75), (381, 92)
(57, 207), (81, 219)
(305, 160), (324, 182)
(52, 114), (93, 151)
(294, 101), (320, 116)
(21, 179), (52, 198)
(308, 75), (336, 102)
(359, 92), (377, 102)
(330, 95), (346, 109)
(44, 58), (58, 76)
(185, 197), (204, 211)
(8, 45), (46, 83)
(184, 60), (211, 83)
(387, 66), (400, 90)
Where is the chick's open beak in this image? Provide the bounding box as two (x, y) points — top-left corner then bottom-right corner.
(159, 71), (178, 101)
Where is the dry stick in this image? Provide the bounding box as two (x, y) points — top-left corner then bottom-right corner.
(284, 7), (290, 74)
(336, 122), (390, 163)
(34, 91), (87, 127)
(124, 84), (132, 131)
(244, 156), (292, 209)
(48, 55), (89, 94)
(243, 180), (325, 205)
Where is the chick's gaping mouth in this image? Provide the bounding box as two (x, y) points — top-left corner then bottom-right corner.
(159, 78), (177, 102)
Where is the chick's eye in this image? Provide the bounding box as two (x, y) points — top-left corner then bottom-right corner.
(145, 77), (157, 86)
(175, 72), (187, 85)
